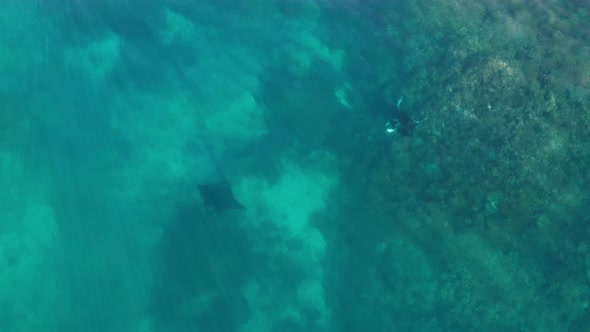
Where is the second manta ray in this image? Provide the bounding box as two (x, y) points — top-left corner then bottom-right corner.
(197, 180), (245, 213)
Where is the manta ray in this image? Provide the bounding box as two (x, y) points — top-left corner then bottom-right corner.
(192, 125), (249, 213)
(197, 179), (245, 213)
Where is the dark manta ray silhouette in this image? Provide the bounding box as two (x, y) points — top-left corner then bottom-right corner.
(389, 108), (416, 137)
(197, 179), (245, 213)
(192, 123), (248, 213)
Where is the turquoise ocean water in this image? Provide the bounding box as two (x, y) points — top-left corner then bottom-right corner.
(1, 1), (590, 331)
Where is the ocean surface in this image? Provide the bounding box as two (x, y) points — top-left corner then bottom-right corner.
(1, 1), (589, 331)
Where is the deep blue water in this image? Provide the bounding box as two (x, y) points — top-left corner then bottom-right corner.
(1, 1), (590, 331)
